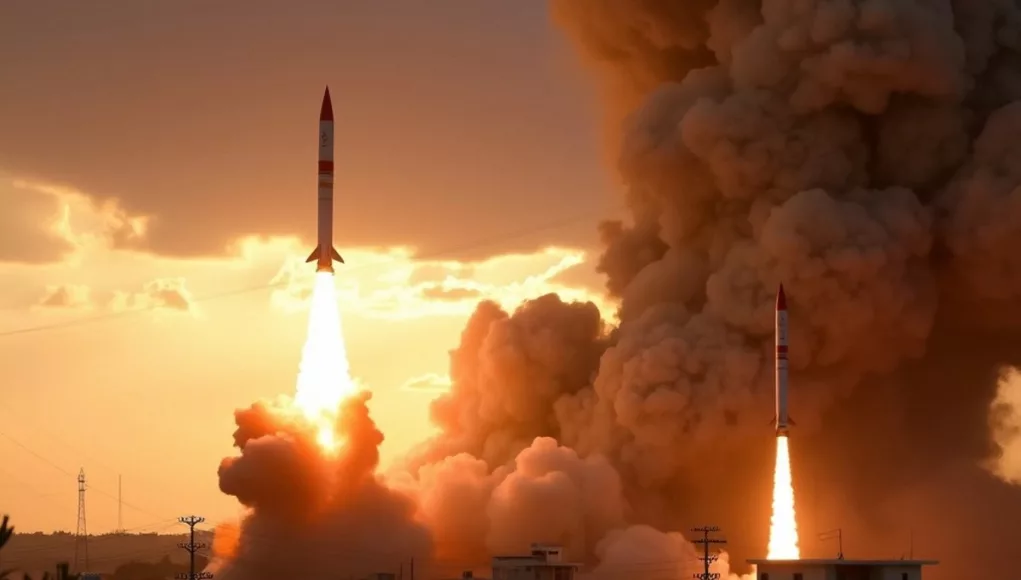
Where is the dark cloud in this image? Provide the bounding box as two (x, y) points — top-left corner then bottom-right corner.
(0, 183), (73, 264)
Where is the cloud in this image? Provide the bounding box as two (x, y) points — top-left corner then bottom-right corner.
(36, 284), (93, 310)
(109, 278), (196, 314)
(0, 180), (75, 264)
(14, 179), (147, 253)
(269, 246), (615, 320)
(26, 278), (195, 317)
(401, 373), (452, 393)
(0, 177), (147, 269)
(419, 286), (484, 302)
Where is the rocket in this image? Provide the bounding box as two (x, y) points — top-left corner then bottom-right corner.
(773, 283), (794, 436)
(305, 86), (344, 273)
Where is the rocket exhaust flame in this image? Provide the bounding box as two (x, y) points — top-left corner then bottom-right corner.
(294, 271), (357, 449)
(767, 435), (800, 560)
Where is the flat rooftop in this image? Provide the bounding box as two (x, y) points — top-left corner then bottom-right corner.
(747, 559), (939, 566)
(491, 557), (580, 567)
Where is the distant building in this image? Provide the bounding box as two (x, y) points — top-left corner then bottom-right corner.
(747, 558), (939, 580)
(451, 571), (490, 580)
(492, 544), (580, 580)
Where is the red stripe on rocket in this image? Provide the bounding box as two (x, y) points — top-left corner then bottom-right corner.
(305, 86), (344, 273)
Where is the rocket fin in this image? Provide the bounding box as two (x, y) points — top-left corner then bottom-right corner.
(306, 245), (320, 263)
(331, 246), (344, 264)
(789, 416), (796, 426)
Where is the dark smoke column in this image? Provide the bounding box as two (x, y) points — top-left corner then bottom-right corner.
(543, 0), (1021, 576)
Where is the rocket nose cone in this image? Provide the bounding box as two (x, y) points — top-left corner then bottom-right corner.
(776, 283), (787, 310)
(320, 86), (333, 121)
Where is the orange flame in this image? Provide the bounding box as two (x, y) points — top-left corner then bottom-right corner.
(767, 435), (800, 559)
(293, 272), (358, 450)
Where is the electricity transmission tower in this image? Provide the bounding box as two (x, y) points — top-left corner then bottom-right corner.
(74, 468), (89, 574)
(176, 515), (213, 580)
(691, 525), (727, 580)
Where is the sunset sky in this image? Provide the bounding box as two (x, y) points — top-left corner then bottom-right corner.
(0, 2), (619, 534)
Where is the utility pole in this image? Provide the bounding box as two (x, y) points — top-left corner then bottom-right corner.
(691, 526), (726, 580)
(176, 515), (213, 580)
(117, 475), (123, 533)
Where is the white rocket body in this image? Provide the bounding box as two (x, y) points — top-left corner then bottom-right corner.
(774, 284), (793, 436)
(306, 86), (344, 273)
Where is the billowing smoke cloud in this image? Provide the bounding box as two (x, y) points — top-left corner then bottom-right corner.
(408, 295), (607, 469)
(406, 436), (628, 566)
(590, 526), (753, 580)
(407, 1), (1021, 578)
(213, 393), (433, 580)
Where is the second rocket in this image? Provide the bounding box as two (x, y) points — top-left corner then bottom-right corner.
(774, 283), (793, 436)
(306, 86), (345, 273)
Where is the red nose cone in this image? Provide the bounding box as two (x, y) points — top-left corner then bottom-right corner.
(776, 283), (787, 310)
(320, 86), (333, 121)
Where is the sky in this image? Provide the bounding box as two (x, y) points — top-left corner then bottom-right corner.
(0, 1), (619, 534)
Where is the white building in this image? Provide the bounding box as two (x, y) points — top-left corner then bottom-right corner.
(492, 544), (580, 580)
(746, 558), (939, 580)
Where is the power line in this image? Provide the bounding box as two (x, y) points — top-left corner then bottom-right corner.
(0, 205), (621, 340)
(0, 407), (161, 528)
(0, 407), (124, 477)
(0, 429), (169, 522)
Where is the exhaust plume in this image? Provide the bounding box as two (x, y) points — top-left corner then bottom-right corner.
(214, 393), (433, 580)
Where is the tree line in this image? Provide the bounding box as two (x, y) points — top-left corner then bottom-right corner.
(0, 515), (207, 580)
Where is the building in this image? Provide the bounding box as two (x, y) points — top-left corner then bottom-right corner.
(449, 571), (490, 580)
(746, 559), (939, 580)
(492, 544), (580, 580)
